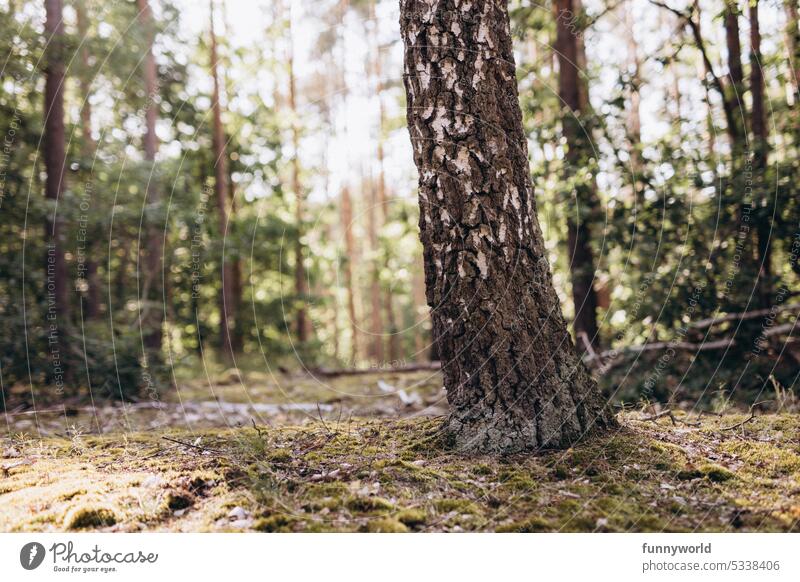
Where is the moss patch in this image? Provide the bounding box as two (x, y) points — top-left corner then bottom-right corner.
(2, 414), (800, 532)
(64, 506), (117, 530)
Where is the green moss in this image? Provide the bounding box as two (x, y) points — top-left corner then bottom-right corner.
(364, 518), (408, 533)
(434, 499), (480, 514)
(699, 464), (735, 483)
(497, 516), (554, 533)
(346, 496), (395, 513)
(63, 506), (117, 530)
(5, 413), (800, 533)
(396, 508), (427, 528)
(553, 465), (570, 479)
(268, 448), (293, 463)
(253, 514), (297, 532)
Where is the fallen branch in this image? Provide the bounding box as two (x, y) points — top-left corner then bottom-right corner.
(587, 320), (799, 367)
(315, 362), (441, 377)
(690, 303), (800, 330)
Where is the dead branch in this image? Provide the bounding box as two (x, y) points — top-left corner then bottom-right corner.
(315, 362), (441, 377)
(690, 303), (800, 330)
(720, 413), (755, 431)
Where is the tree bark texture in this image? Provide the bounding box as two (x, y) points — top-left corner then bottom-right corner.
(400, 0), (615, 452)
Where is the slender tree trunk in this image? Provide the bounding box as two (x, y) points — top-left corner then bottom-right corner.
(76, 1), (100, 320)
(286, 16), (311, 346)
(400, 0), (615, 452)
(43, 0), (70, 385)
(340, 185), (359, 364)
(137, 0), (163, 356)
(221, 0), (243, 353)
(209, 0), (236, 359)
(337, 0), (358, 364)
(369, 0), (400, 363)
(749, 0), (772, 308)
(555, 0), (600, 353)
(720, 0), (748, 168)
(786, 0), (800, 101)
(365, 176), (384, 363)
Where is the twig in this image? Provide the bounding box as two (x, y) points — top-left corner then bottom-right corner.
(720, 413), (755, 431)
(639, 409), (677, 425)
(316, 403), (333, 435)
(719, 400), (770, 431)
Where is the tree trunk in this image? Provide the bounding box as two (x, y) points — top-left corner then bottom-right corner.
(209, 0), (236, 359)
(137, 0), (163, 356)
(221, 0), (243, 354)
(555, 0), (600, 353)
(786, 0), (800, 101)
(749, 0), (772, 308)
(400, 0), (615, 452)
(340, 185), (360, 364)
(76, 0), (100, 320)
(369, 0), (400, 363)
(365, 176), (384, 363)
(287, 16), (311, 346)
(337, 0), (358, 364)
(43, 0), (70, 369)
(720, 1), (744, 144)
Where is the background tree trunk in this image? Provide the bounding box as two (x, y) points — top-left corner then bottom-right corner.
(76, 0), (100, 320)
(222, 0), (243, 353)
(786, 0), (800, 101)
(400, 0), (615, 452)
(365, 175), (384, 363)
(555, 0), (600, 353)
(749, 0), (772, 308)
(43, 0), (70, 383)
(286, 14), (311, 347)
(137, 0), (163, 356)
(369, 0), (400, 363)
(340, 185), (360, 364)
(722, 0), (746, 144)
(209, 0), (236, 359)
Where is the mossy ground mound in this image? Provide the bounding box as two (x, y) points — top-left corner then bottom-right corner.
(1, 413), (799, 532)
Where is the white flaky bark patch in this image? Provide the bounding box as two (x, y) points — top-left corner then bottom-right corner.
(453, 147), (471, 174)
(476, 250), (488, 279)
(431, 105), (449, 141)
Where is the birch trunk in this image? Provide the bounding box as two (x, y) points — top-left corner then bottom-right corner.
(400, 0), (615, 452)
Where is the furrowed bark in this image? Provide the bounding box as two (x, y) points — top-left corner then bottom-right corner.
(400, 0), (615, 453)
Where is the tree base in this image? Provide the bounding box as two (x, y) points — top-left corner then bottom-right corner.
(445, 399), (617, 454)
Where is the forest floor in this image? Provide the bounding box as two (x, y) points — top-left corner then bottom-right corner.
(2, 369), (799, 532)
